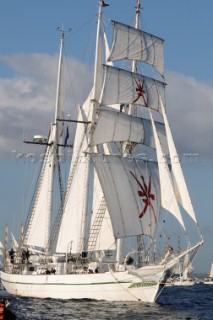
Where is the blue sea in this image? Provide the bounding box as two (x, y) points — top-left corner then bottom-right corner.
(1, 284), (212, 319)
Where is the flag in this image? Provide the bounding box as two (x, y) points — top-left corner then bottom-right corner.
(64, 126), (70, 148)
(101, 0), (109, 7)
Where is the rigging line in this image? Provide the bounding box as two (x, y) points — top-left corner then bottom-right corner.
(63, 49), (78, 114)
(62, 19), (96, 115)
(67, 16), (96, 39)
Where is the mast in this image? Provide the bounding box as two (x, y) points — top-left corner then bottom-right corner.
(55, 28), (64, 123)
(116, 0), (142, 267)
(4, 225), (8, 269)
(125, 0), (141, 144)
(80, 1), (103, 254)
(131, 0), (141, 74)
(45, 29), (64, 251)
(93, 3), (102, 104)
(132, 0), (144, 264)
(23, 30), (64, 252)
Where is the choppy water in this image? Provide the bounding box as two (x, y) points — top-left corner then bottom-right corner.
(1, 284), (213, 319)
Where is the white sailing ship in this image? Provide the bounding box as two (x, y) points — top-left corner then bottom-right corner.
(0, 0), (203, 303)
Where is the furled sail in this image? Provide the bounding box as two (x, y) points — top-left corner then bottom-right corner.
(150, 111), (186, 231)
(91, 154), (160, 239)
(160, 99), (198, 224)
(91, 108), (168, 154)
(100, 65), (165, 111)
(108, 21), (164, 76)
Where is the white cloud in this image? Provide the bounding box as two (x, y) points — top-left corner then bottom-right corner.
(0, 54), (213, 160)
(0, 53), (92, 158)
(166, 72), (213, 160)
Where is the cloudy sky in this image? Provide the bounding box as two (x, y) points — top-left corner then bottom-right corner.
(0, 0), (213, 273)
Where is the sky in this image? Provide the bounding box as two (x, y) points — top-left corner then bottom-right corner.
(0, 0), (213, 274)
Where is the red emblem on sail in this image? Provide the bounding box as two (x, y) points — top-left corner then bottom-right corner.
(130, 171), (157, 222)
(132, 79), (148, 106)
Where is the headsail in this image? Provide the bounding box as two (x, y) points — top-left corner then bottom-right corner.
(56, 97), (92, 254)
(149, 111), (186, 231)
(160, 98), (198, 225)
(24, 125), (57, 249)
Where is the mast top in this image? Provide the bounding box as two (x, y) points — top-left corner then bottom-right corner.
(57, 26), (71, 40)
(136, 0), (141, 14)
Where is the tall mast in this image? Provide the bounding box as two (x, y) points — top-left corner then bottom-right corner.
(55, 28), (64, 124)
(93, 3), (102, 103)
(81, 1), (104, 254)
(133, 0), (144, 265)
(3, 225), (8, 269)
(129, 0), (141, 117)
(131, 0), (141, 73)
(46, 30), (64, 251)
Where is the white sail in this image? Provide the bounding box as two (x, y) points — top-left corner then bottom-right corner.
(108, 21), (164, 76)
(209, 263), (213, 278)
(92, 154), (160, 239)
(100, 65), (165, 111)
(104, 32), (113, 67)
(56, 98), (92, 254)
(91, 108), (168, 153)
(150, 112), (185, 231)
(24, 124), (57, 249)
(0, 241), (3, 249)
(160, 100), (198, 224)
(11, 233), (19, 250)
(56, 153), (90, 254)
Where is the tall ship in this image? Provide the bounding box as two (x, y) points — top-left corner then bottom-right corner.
(0, 0), (203, 303)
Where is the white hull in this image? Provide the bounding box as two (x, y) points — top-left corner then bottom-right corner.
(0, 270), (164, 303)
(204, 281), (213, 285)
(171, 280), (195, 286)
